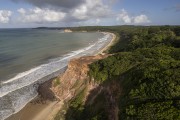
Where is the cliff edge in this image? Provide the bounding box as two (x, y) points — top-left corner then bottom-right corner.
(51, 54), (109, 101)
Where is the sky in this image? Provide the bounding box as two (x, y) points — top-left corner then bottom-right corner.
(0, 0), (180, 28)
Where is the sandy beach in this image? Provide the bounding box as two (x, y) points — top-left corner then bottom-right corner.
(6, 32), (116, 120)
(97, 32), (117, 55)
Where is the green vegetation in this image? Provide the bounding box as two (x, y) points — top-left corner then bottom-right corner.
(53, 78), (61, 87)
(65, 87), (88, 120)
(60, 26), (180, 120)
(89, 26), (180, 120)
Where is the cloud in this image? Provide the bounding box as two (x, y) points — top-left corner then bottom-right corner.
(14, 0), (113, 24)
(116, 9), (131, 24)
(71, 0), (112, 21)
(134, 15), (150, 24)
(12, 0), (84, 9)
(0, 10), (12, 23)
(17, 7), (66, 23)
(117, 9), (150, 24)
(96, 19), (101, 24)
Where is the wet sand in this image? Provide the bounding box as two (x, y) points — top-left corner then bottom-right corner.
(7, 99), (57, 120)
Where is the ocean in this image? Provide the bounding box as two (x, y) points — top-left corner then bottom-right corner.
(0, 29), (112, 120)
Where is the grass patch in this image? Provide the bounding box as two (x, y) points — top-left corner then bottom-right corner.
(53, 78), (60, 87)
(54, 101), (69, 120)
(54, 84), (88, 120)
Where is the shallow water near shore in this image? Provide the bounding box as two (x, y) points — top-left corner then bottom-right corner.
(0, 29), (112, 120)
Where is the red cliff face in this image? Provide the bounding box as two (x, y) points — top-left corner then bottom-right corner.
(37, 54), (120, 120)
(51, 55), (109, 101)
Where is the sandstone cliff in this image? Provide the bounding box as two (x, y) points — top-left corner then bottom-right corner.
(37, 54), (121, 120)
(50, 54), (109, 101)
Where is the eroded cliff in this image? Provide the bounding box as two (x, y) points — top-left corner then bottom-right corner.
(38, 54), (120, 120)
(51, 54), (109, 101)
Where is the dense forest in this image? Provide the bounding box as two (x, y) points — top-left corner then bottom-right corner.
(63, 26), (180, 120)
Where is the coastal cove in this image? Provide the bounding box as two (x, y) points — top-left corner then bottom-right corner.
(0, 30), (116, 120)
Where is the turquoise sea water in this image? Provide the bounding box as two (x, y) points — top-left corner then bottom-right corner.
(0, 29), (112, 120)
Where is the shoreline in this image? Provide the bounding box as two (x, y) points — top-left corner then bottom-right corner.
(96, 32), (116, 55)
(6, 32), (116, 120)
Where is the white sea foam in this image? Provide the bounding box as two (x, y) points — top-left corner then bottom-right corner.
(2, 67), (41, 84)
(0, 32), (112, 120)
